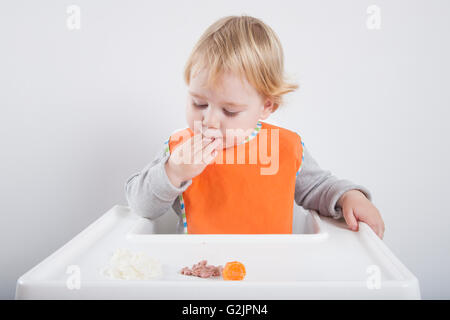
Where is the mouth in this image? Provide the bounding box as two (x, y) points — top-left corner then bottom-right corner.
(201, 135), (226, 151)
(202, 128), (223, 140)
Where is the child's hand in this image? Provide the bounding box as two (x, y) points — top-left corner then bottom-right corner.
(164, 133), (223, 188)
(337, 190), (385, 239)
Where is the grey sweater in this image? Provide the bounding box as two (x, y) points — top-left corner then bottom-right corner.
(125, 139), (372, 233)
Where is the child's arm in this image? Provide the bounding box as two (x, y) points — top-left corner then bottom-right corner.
(295, 144), (385, 239)
(124, 142), (192, 220)
(294, 144), (372, 220)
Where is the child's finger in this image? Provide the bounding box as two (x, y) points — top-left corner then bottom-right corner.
(203, 128), (223, 140)
(378, 230), (384, 239)
(375, 223), (384, 239)
(203, 138), (222, 154)
(366, 221), (383, 239)
(192, 137), (217, 163)
(202, 139), (222, 163)
(194, 136), (215, 158)
(202, 147), (219, 164)
(189, 134), (208, 159)
(375, 224), (382, 238)
(192, 134), (204, 151)
(342, 206), (358, 231)
(203, 149), (219, 164)
(375, 226), (382, 239)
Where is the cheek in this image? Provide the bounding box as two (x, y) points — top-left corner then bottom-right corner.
(186, 105), (204, 132)
(224, 117), (247, 132)
(186, 104), (196, 120)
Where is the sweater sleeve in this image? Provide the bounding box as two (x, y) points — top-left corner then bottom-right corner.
(294, 143), (372, 219)
(124, 141), (193, 220)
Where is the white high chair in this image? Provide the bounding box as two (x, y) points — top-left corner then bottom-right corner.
(15, 204), (421, 299)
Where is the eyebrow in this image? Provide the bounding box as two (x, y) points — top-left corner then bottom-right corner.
(189, 91), (247, 108)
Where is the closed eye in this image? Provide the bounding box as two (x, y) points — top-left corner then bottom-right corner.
(193, 103), (240, 117)
(193, 103), (208, 108)
(223, 109), (239, 117)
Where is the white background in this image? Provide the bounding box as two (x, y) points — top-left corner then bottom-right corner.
(1, 0), (449, 299)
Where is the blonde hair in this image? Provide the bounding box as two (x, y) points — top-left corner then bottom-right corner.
(183, 15), (299, 112)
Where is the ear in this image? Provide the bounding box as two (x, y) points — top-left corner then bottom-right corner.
(259, 98), (275, 120)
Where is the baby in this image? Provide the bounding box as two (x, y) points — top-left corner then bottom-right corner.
(125, 15), (385, 238)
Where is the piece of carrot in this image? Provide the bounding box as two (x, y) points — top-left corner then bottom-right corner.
(222, 261), (246, 281)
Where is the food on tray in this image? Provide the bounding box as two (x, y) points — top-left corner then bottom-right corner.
(101, 248), (162, 280)
(222, 261), (246, 281)
(180, 260), (223, 278)
(180, 260), (246, 280)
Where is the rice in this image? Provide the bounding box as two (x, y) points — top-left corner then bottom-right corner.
(101, 248), (162, 280)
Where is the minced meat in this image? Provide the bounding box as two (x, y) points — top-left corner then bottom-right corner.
(180, 260), (223, 278)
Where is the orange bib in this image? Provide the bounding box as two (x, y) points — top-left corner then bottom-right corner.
(168, 121), (303, 234)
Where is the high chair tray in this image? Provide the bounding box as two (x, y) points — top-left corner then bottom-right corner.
(16, 205), (421, 299)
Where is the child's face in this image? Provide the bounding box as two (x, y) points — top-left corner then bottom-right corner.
(186, 68), (273, 149)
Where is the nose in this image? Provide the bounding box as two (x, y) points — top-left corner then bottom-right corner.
(202, 106), (220, 129)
